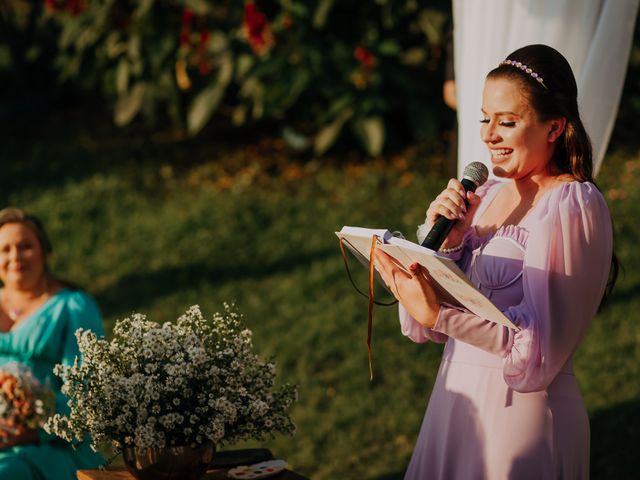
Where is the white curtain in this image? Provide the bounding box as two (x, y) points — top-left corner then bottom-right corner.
(453, 0), (639, 178)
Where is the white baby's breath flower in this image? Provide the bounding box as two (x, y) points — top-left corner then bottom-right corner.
(44, 305), (297, 453)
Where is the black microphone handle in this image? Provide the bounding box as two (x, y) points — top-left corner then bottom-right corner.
(420, 215), (456, 250)
(420, 177), (478, 251)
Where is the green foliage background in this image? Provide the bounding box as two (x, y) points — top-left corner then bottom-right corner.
(0, 0), (451, 156)
(0, 1), (639, 479)
(1, 105), (639, 477)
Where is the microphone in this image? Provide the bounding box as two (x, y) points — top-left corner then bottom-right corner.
(420, 162), (489, 250)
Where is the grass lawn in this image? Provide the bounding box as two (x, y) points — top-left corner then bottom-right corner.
(1, 104), (639, 479)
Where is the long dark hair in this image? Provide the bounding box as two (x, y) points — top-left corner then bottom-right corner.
(0, 207), (79, 290)
(487, 44), (618, 301)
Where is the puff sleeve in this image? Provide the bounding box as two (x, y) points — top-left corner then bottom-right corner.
(39, 290), (105, 444)
(60, 292), (104, 374)
(431, 182), (613, 392)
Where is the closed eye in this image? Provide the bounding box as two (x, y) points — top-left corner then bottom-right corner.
(499, 121), (516, 127)
(18, 242), (34, 251)
(479, 118), (490, 124)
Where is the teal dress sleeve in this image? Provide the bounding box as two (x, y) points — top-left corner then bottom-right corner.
(41, 291), (106, 434)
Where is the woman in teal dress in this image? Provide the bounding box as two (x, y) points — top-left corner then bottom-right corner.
(0, 207), (104, 478)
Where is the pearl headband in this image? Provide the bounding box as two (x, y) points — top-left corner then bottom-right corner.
(500, 59), (548, 90)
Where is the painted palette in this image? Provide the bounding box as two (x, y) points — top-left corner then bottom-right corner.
(227, 459), (288, 479)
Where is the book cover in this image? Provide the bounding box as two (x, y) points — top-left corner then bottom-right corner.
(336, 226), (518, 331)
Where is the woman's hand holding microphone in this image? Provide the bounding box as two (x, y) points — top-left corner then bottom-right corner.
(374, 178), (482, 328)
(424, 178), (482, 251)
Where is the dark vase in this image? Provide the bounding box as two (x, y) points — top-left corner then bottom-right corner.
(122, 442), (216, 480)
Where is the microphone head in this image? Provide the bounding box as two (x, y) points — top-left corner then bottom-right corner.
(463, 162), (489, 187)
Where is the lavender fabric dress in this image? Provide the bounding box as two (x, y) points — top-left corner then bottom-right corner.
(400, 180), (612, 480)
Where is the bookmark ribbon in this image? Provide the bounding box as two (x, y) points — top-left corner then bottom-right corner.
(339, 236), (397, 381)
(367, 235), (377, 381)
(338, 238), (397, 307)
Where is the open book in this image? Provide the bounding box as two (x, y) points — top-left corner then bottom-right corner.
(336, 226), (518, 331)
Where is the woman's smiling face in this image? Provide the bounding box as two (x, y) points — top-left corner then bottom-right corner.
(480, 77), (562, 180)
(0, 222), (46, 289)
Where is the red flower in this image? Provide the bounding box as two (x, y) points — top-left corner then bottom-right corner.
(180, 9), (194, 46)
(354, 46), (375, 68)
(243, 2), (274, 55)
(45, 0), (85, 15)
(66, 0), (85, 15)
(199, 61), (211, 76)
(198, 31), (211, 75)
(181, 9), (194, 26)
(282, 14), (293, 29)
(198, 30), (210, 50)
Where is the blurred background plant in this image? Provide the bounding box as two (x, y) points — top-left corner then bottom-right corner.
(0, 0), (452, 156)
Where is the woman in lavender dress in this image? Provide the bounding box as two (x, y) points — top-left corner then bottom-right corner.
(375, 44), (617, 479)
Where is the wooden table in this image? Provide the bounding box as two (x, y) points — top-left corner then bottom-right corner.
(78, 467), (309, 480)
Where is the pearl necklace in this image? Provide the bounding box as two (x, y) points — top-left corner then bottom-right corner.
(0, 292), (22, 320)
(1, 283), (48, 322)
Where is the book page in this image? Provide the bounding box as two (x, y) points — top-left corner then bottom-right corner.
(335, 227), (395, 296)
(336, 226), (518, 330)
(335, 227), (392, 261)
(335, 227), (391, 267)
(379, 240), (518, 330)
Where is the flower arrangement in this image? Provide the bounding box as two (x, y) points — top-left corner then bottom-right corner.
(0, 362), (56, 433)
(44, 305), (297, 453)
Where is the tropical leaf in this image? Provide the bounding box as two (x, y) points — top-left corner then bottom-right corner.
(187, 56), (234, 135)
(114, 83), (146, 126)
(313, 0), (334, 29)
(115, 58), (129, 95)
(314, 108), (353, 155)
(352, 116), (385, 156)
(184, 0), (212, 15)
(187, 83), (227, 135)
(134, 0), (155, 19)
